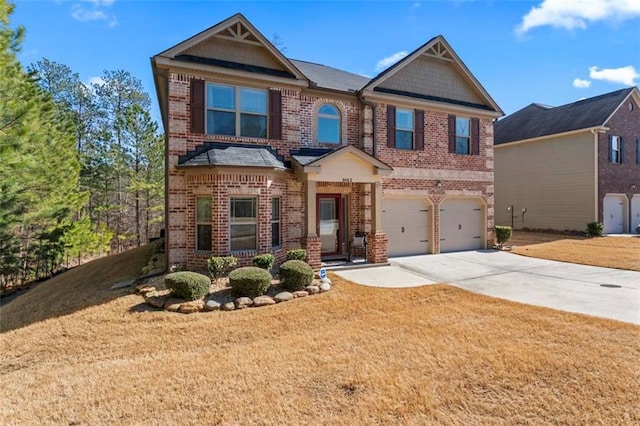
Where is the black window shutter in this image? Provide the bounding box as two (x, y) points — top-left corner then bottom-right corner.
(414, 109), (424, 150)
(637, 139), (640, 164)
(190, 78), (205, 134)
(471, 118), (480, 155)
(620, 137), (624, 163)
(448, 114), (456, 153)
(268, 89), (282, 140)
(387, 105), (396, 148)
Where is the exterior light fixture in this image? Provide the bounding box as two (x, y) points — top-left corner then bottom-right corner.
(631, 184), (637, 191)
(435, 180), (442, 189)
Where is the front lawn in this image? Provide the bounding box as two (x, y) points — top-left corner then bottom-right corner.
(512, 233), (640, 271)
(1, 259), (638, 424)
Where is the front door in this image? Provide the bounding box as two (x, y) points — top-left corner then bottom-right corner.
(317, 194), (342, 255)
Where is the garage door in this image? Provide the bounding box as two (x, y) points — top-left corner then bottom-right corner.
(383, 198), (431, 257)
(631, 195), (640, 233)
(603, 194), (626, 234)
(440, 198), (484, 253)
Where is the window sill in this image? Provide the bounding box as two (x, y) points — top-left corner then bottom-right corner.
(230, 250), (258, 257)
(194, 250), (212, 257)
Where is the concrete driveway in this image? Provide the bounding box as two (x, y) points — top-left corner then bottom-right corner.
(335, 250), (640, 325)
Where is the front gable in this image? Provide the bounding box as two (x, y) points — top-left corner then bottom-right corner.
(363, 37), (502, 114)
(155, 13), (307, 81)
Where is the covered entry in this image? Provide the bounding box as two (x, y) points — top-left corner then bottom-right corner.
(603, 194), (627, 234)
(439, 198), (484, 252)
(383, 197), (431, 257)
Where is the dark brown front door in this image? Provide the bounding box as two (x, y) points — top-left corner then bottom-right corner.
(317, 194), (342, 255)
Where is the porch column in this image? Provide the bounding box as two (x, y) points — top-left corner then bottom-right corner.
(367, 180), (388, 264)
(371, 181), (383, 232)
(306, 180), (317, 236)
(303, 180), (321, 269)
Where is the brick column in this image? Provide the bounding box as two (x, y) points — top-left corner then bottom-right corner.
(366, 232), (388, 264)
(303, 236), (322, 270)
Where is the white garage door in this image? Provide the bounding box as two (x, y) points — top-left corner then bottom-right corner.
(630, 195), (640, 233)
(383, 198), (431, 257)
(440, 198), (484, 253)
(603, 194), (626, 234)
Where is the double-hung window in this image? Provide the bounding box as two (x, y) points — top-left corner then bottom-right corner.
(271, 197), (280, 247)
(196, 197), (212, 251)
(610, 136), (621, 164)
(455, 117), (471, 155)
(395, 109), (414, 150)
(230, 197), (257, 251)
(206, 84), (267, 138)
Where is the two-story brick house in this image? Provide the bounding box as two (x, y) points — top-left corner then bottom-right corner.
(151, 13), (503, 270)
(494, 87), (640, 234)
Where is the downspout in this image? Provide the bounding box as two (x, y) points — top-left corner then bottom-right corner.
(357, 91), (377, 158)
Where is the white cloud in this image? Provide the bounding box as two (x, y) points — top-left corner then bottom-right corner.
(572, 78), (592, 88)
(516, 0), (640, 34)
(589, 65), (639, 85)
(71, 5), (107, 22)
(375, 51), (408, 72)
(71, 1), (117, 27)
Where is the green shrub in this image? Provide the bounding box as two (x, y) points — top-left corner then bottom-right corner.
(285, 249), (307, 262)
(586, 221), (604, 236)
(207, 256), (238, 283)
(165, 271), (211, 301)
(635, 224), (640, 234)
(229, 267), (272, 297)
(252, 253), (275, 271)
(279, 260), (314, 291)
(495, 225), (513, 247)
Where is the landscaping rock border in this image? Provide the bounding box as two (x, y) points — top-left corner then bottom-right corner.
(139, 277), (331, 314)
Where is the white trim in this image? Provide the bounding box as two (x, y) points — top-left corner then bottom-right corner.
(362, 36), (502, 115)
(361, 90), (502, 119)
(494, 126), (606, 148)
(154, 57), (308, 88)
(601, 87), (640, 127)
(156, 13), (308, 82)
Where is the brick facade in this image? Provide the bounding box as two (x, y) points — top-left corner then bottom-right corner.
(597, 95), (640, 225)
(158, 21), (499, 270)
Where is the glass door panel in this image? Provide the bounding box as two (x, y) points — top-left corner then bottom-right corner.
(318, 196), (340, 254)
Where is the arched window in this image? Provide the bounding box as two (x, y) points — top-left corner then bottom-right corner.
(317, 104), (340, 143)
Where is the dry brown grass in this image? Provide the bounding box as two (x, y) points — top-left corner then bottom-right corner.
(1, 247), (639, 425)
(512, 233), (640, 271)
(0, 243), (156, 332)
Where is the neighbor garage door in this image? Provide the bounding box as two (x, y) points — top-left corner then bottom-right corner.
(603, 194), (627, 234)
(383, 198), (431, 257)
(439, 198), (484, 253)
(631, 195), (640, 233)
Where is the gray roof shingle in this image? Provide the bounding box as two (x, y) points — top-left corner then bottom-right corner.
(178, 142), (286, 169)
(494, 87), (635, 145)
(289, 148), (335, 166)
(289, 59), (370, 92)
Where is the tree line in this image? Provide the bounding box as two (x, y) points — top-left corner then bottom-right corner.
(0, 1), (163, 292)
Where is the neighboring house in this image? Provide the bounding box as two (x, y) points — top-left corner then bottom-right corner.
(494, 87), (640, 234)
(151, 13), (503, 270)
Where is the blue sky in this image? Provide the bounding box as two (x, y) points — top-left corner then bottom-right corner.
(11, 0), (640, 123)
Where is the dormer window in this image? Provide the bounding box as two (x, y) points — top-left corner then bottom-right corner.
(317, 104), (340, 143)
(206, 83), (267, 138)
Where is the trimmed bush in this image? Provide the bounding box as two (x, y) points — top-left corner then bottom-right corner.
(229, 267), (272, 298)
(286, 249), (307, 262)
(495, 225), (513, 247)
(207, 256), (238, 283)
(165, 271), (211, 301)
(635, 224), (640, 234)
(252, 253), (275, 271)
(279, 260), (314, 291)
(586, 221), (604, 237)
